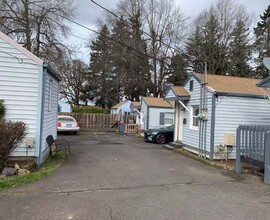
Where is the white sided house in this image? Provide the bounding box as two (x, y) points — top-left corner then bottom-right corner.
(141, 97), (174, 130)
(0, 31), (61, 164)
(111, 101), (132, 115)
(165, 73), (270, 160)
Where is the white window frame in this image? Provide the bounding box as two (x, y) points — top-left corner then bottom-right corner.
(190, 105), (199, 130)
(164, 112), (174, 125)
(48, 78), (53, 112)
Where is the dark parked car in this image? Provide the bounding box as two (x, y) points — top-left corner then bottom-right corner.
(144, 125), (174, 144)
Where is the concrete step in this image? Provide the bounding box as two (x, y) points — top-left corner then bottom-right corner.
(163, 144), (175, 151)
(169, 142), (183, 148)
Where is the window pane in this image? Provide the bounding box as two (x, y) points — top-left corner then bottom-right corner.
(192, 105), (199, 127)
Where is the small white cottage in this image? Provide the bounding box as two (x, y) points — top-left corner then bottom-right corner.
(165, 73), (270, 160)
(0, 31), (61, 164)
(141, 97), (174, 130)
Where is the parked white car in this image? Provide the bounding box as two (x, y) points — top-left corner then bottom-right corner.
(57, 115), (80, 134)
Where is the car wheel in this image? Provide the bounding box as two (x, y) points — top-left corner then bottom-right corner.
(156, 134), (166, 144)
(73, 131), (78, 135)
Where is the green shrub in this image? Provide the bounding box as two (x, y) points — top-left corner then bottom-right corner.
(73, 106), (110, 114)
(0, 100), (5, 120)
(0, 120), (26, 171)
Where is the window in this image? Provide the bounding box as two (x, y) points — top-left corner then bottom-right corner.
(189, 80), (193, 91)
(48, 79), (53, 111)
(164, 112), (174, 125)
(160, 112), (174, 125)
(191, 105), (199, 127)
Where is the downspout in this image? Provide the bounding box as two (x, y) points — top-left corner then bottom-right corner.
(210, 93), (217, 160)
(37, 65), (47, 165)
(146, 106), (150, 129)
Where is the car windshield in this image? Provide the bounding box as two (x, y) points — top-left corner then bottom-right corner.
(58, 117), (75, 122)
(166, 125), (174, 129)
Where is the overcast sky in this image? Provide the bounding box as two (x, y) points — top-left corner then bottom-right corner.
(69, 0), (269, 62)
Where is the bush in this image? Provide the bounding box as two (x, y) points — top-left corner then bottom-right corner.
(0, 120), (26, 171)
(73, 106), (110, 114)
(0, 100), (5, 120)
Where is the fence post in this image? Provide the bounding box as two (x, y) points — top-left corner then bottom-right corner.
(236, 127), (241, 174)
(264, 131), (270, 184)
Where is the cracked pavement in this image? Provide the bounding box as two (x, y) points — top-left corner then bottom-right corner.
(1, 132), (270, 220)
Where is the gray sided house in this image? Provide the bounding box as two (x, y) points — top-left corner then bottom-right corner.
(0, 31), (61, 164)
(165, 73), (270, 159)
(141, 97), (174, 130)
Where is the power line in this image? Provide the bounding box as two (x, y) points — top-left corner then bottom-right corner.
(31, 2), (173, 64)
(90, 0), (183, 54)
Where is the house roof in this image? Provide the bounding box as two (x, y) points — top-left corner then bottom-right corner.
(111, 101), (128, 109)
(132, 101), (141, 108)
(0, 31), (43, 65)
(257, 75), (270, 88)
(142, 97), (174, 108)
(172, 86), (190, 97)
(194, 73), (265, 96)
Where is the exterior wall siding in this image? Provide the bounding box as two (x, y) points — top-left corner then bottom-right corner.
(165, 89), (176, 99)
(0, 37), (39, 157)
(141, 99), (148, 130)
(40, 73), (60, 163)
(148, 107), (174, 129)
(182, 76), (213, 155)
(214, 96), (270, 159)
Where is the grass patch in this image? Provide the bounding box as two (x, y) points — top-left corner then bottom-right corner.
(0, 152), (66, 191)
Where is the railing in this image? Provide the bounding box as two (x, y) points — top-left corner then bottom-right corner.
(236, 125), (270, 184)
(125, 124), (140, 134)
(59, 113), (136, 129)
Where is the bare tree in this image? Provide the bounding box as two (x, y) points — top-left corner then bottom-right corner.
(186, 0), (252, 75)
(117, 0), (187, 97)
(60, 59), (90, 106)
(0, 0), (74, 67)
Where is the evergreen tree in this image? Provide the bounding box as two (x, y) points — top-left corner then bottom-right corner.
(185, 25), (205, 73)
(228, 19), (253, 77)
(167, 53), (188, 86)
(202, 13), (226, 74)
(89, 25), (113, 108)
(111, 16), (131, 102)
(125, 11), (151, 101)
(254, 4), (270, 77)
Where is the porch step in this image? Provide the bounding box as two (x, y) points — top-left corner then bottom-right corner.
(163, 144), (175, 151)
(169, 142), (183, 148)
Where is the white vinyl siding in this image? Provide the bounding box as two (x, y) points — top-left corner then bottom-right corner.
(214, 96), (270, 159)
(148, 107), (174, 129)
(0, 36), (39, 157)
(182, 76), (213, 156)
(165, 89), (176, 99)
(40, 74), (60, 162)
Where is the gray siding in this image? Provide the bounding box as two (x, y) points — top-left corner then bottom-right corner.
(165, 89), (176, 99)
(40, 74), (60, 163)
(148, 107), (174, 129)
(0, 36), (39, 157)
(214, 96), (270, 159)
(141, 99), (148, 130)
(182, 76), (213, 155)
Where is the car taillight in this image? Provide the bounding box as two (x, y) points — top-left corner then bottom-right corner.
(57, 122), (61, 127)
(77, 123), (80, 127)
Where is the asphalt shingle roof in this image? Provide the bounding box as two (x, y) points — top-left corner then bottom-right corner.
(143, 97), (174, 108)
(195, 73), (265, 96)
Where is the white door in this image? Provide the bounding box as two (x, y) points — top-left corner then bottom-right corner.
(174, 102), (184, 142)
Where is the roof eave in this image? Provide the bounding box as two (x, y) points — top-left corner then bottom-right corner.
(215, 92), (265, 99)
(44, 64), (62, 81)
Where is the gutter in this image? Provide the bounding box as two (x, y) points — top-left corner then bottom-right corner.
(215, 92), (265, 99)
(210, 94), (217, 160)
(37, 66), (47, 165)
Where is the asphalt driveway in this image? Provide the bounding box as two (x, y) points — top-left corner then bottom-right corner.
(1, 132), (270, 220)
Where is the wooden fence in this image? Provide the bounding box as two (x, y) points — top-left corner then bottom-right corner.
(59, 113), (136, 129)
